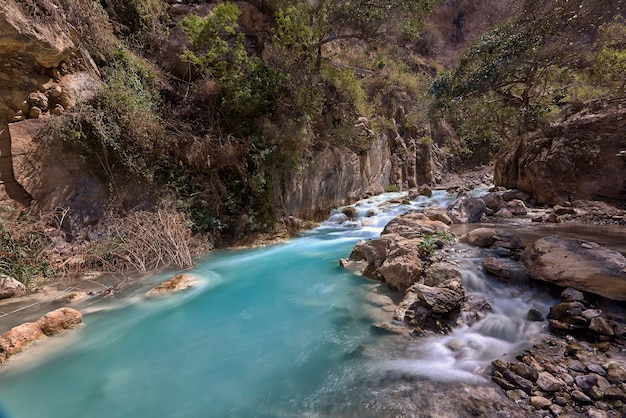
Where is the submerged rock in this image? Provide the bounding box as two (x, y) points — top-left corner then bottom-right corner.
(147, 274), (199, 296)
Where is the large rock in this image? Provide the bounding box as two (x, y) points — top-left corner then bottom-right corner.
(447, 196), (485, 223)
(494, 99), (626, 205)
(523, 236), (626, 301)
(378, 239), (424, 291)
(0, 275), (25, 299)
(381, 212), (450, 238)
(36, 307), (83, 336)
(0, 307), (82, 363)
(349, 238), (389, 265)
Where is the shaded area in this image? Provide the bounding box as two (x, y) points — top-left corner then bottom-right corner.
(0, 125), (32, 206)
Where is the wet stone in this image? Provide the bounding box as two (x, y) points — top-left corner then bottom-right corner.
(537, 371), (565, 392)
(575, 375), (598, 392)
(572, 389), (592, 403)
(561, 288), (585, 302)
(587, 364), (607, 376)
(604, 386), (626, 401)
(606, 364), (626, 384)
(529, 395), (552, 409)
(589, 316), (615, 336)
(554, 396), (569, 406)
(527, 308), (545, 322)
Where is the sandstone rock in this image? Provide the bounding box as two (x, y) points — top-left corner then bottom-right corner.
(422, 261), (462, 287)
(0, 275), (25, 299)
(606, 364), (626, 384)
(0, 322), (44, 363)
(536, 371), (566, 392)
(418, 185), (432, 197)
(480, 192), (504, 211)
(501, 190), (530, 202)
(459, 228), (497, 247)
(561, 288), (585, 302)
(349, 238), (389, 265)
(548, 301), (586, 320)
(379, 250), (423, 291)
(589, 316), (615, 336)
(506, 199), (528, 215)
(381, 212), (449, 238)
(422, 206), (452, 225)
(147, 274), (199, 296)
(494, 98), (626, 205)
(0, 307), (82, 363)
(529, 395), (552, 409)
(36, 307), (83, 336)
(342, 206), (357, 219)
(495, 208), (513, 218)
(554, 205), (576, 215)
(411, 279), (464, 315)
(447, 196), (485, 223)
(523, 236), (626, 301)
(28, 106), (42, 118)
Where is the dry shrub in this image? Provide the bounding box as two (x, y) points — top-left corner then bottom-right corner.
(100, 209), (201, 275)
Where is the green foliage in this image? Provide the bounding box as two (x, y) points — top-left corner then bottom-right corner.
(589, 17), (626, 95)
(0, 221), (51, 286)
(431, 0), (620, 165)
(180, 3), (282, 131)
(52, 49), (165, 185)
(418, 231), (455, 255)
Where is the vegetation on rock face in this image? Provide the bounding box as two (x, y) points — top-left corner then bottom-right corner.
(432, 0), (626, 166)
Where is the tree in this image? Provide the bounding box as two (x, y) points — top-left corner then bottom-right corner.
(431, 0), (625, 163)
(273, 0), (442, 70)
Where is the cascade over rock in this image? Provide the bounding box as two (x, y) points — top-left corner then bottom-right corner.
(494, 98), (626, 205)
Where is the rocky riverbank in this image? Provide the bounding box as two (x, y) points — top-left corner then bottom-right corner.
(343, 185), (626, 417)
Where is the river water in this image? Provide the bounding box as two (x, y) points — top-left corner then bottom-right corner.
(0, 191), (622, 417)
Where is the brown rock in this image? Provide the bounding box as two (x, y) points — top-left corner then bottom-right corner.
(381, 212), (449, 238)
(447, 196), (485, 223)
(459, 228), (497, 247)
(36, 307), (83, 336)
(506, 199), (528, 215)
(480, 192), (504, 211)
(482, 257), (528, 283)
(422, 206), (452, 225)
(523, 236), (626, 301)
(589, 316), (615, 336)
(606, 363), (626, 384)
(536, 371), (566, 392)
(349, 238), (389, 264)
(0, 322), (44, 363)
(379, 251), (423, 291)
(529, 395), (551, 409)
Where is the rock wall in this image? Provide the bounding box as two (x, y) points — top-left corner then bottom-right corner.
(0, 0), (101, 210)
(272, 135), (392, 220)
(494, 98), (626, 205)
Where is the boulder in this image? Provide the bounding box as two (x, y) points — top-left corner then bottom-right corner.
(36, 307), (83, 336)
(523, 236), (626, 301)
(422, 206), (452, 225)
(349, 238), (389, 265)
(412, 279), (464, 315)
(0, 322), (44, 363)
(480, 192), (504, 211)
(0, 275), (25, 299)
(447, 196), (485, 223)
(147, 274), (199, 296)
(0, 307), (82, 363)
(459, 228), (498, 247)
(505, 199), (528, 216)
(381, 212), (449, 238)
(379, 248), (423, 291)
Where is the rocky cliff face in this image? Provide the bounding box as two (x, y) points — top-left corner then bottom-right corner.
(272, 135), (391, 220)
(494, 98), (626, 205)
(0, 0), (101, 212)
